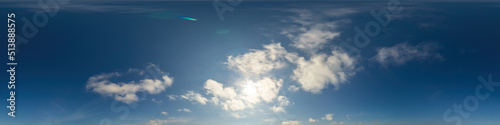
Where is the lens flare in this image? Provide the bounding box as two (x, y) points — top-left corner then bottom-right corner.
(179, 16), (197, 21)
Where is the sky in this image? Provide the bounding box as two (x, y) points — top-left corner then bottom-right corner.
(1, 0), (500, 125)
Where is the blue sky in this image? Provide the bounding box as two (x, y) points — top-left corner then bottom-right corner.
(2, 0), (500, 125)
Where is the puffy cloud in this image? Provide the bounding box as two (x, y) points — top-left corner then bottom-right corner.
(241, 77), (283, 104)
(146, 117), (190, 125)
(181, 91), (208, 105)
(161, 111), (168, 115)
(292, 50), (356, 93)
(221, 99), (246, 111)
(282, 120), (301, 125)
(373, 42), (441, 66)
(271, 95), (291, 113)
(201, 78), (285, 112)
(277, 96), (290, 107)
(322, 113), (334, 121)
(309, 118), (318, 123)
(226, 43), (295, 76)
(204, 79), (238, 99)
(270, 106), (285, 113)
(86, 64), (173, 104)
(177, 108), (191, 113)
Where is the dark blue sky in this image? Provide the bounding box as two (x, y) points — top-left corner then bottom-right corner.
(1, 1), (500, 125)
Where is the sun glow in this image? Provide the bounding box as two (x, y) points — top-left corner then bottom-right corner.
(243, 81), (257, 96)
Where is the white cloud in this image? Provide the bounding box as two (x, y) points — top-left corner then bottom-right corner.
(262, 119), (276, 122)
(373, 42), (441, 66)
(270, 106), (285, 113)
(86, 64), (173, 104)
(152, 98), (163, 104)
(270, 96), (290, 113)
(281, 9), (350, 53)
(177, 108), (191, 113)
(204, 79), (238, 99)
(231, 113), (246, 119)
(161, 111), (168, 115)
(331, 121), (344, 125)
(322, 113), (334, 121)
(309, 118), (318, 123)
(181, 91), (208, 105)
(221, 99), (246, 111)
(277, 96), (290, 107)
(283, 23), (339, 52)
(146, 117), (190, 125)
(167, 94), (177, 100)
(226, 43), (295, 76)
(288, 85), (300, 92)
(292, 50), (356, 93)
(282, 120), (301, 125)
(241, 77), (283, 104)
(199, 78), (286, 113)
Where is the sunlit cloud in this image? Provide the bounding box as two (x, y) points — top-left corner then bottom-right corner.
(322, 113), (334, 121)
(86, 64), (173, 104)
(309, 118), (318, 122)
(181, 91), (208, 105)
(291, 50), (357, 93)
(282, 120), (301, 125)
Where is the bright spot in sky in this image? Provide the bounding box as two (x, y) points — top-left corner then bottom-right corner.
(179, 16), (197, 21)
(243, 81), (257, 96)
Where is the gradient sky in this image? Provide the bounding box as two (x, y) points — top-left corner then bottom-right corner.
(2, 1), (500, 125)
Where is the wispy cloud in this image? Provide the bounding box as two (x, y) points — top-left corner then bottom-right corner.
(146, 117), (191, 125)
(177, 108), (191, 113)
(373, 42), (442, 66)
(282, 120), (301, 125)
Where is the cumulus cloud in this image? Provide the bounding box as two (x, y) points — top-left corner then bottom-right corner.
(292, 50), (356, 93)
(204, 79), (238, 99)
(309, 118), (318, 123)
(241, 77), (283, 104)
(373, 42), (441, 66)
(177, 108), (191, 113)
(204, 77), (284, 112)
(86, 64), (173, 104)
(282, 120), (301, 125)
(161, 111), (168, 115)
(181, 91), (208, 105)
(322, 113), (334, 121)
(271, 95), (291, 113)
(226, 43), (296, 76)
